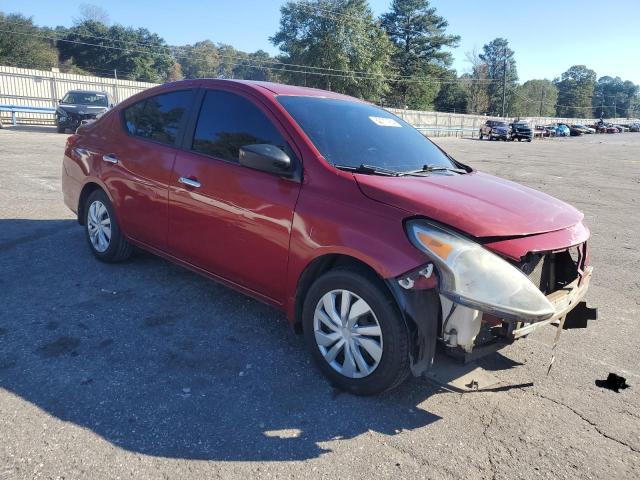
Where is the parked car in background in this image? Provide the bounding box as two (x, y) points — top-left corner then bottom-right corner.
(629, 123), (640, 132)
(479, 120), (510, 141)
(555, 124), (570, 137)
(61, 79), (596, 395)
(614, 124), (629, 132)
(56, 90), (114, 133)
(560, 124), (583, 137)
(510, 121), (533, 142)
(606, 126), (619, 133)
(572, 124), (595, 134)
(534, 125), (549, 138)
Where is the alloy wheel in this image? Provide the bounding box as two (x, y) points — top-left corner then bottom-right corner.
(87, 200), (111, 253)
(313, 289), (383, 379)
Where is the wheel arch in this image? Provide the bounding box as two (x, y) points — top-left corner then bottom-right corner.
(77, 180), (112, 225)
(292, 253), (385, 334)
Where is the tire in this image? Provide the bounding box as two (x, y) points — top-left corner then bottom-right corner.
(84, 189), (133, 263)
(302, 268), (410, 395)
(57, 124), (66, 134)
(527, 138), (532, 142)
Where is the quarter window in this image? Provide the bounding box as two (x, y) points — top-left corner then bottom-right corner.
(123, 90), (192, 146)
(192, 90), (287, 162)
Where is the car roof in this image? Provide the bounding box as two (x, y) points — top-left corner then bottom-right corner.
(160, 78), (365, 102)
(66, 89), (109, 95)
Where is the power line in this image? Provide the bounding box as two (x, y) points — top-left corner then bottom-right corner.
(0, 25), (502, 86)
(0, 17), (495, 85)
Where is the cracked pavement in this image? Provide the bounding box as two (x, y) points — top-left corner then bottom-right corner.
(0, 126), (639, 479)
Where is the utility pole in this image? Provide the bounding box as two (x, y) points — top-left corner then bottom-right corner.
(613, 98), (616, 119)
(539, 87), (545, 117)
(114, 69), (117, 80)
(501, 46), (507, 118)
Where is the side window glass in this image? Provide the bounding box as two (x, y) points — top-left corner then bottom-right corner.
(122, 90), (192, 146)
(192, 90), (287, 162)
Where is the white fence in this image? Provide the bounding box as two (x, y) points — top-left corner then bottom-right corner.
(1, 65), (637, 132)
(0, 66), (157, 124)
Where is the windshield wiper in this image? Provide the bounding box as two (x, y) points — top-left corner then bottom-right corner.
(403, 164), (467, 175)
(334, 164), (401, 176)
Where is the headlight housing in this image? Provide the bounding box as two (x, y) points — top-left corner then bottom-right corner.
(405, 220), (555, 322)
(56, 108), (67, 118)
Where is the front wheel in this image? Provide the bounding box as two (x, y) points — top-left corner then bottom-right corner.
(302, 269), (410, 395)
(85, 189), (133, 263)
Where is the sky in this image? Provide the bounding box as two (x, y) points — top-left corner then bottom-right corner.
(3, 0), (640, 84)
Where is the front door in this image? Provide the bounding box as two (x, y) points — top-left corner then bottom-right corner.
(168, 89), (302, 303)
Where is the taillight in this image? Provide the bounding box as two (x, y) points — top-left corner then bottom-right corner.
(66, 134), (81, 147)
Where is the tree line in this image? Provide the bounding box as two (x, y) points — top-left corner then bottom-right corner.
(1, 1), (638, 118)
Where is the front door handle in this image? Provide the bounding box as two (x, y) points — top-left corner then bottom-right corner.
(102, 154), (118, 164)
(178, 177), (201, 188)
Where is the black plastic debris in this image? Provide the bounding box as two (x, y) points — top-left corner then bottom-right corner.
(596, 373), (629, 392)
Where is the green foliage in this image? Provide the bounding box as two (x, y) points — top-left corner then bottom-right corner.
(512, 79), (558, 117)
(177, 41), (280, 82)
(57, 20), (175, 82)
(434, 71), (469, 113)
(0, 13), (59, 70)
(177, 40), (219, 79)
(479, 38), (518, 116)
(592, 76), (639, 118)
(554, 65), (596, 118)
(381, 0), (459, 109)
(271, 0), (392, 102)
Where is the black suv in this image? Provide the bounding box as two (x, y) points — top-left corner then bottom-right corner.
(479, 120), (510, 141)
(56, 90), (114, 133)
(510, 121), (533, 142)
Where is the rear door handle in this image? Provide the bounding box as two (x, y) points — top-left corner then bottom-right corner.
(102, 154), (118, 164)
(178, 177), (201, 188)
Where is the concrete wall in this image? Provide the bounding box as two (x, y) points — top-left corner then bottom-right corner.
(386, 107), (638, 137)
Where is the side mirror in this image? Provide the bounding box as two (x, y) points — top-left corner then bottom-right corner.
(239, 144), (292, 177)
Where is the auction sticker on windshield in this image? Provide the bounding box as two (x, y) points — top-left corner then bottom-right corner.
(369, 116), (402, 127)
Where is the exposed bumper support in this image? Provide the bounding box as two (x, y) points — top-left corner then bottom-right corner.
(512, 266), (594, 339)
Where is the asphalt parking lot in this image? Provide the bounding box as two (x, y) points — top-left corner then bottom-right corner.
(1, 126), (639, 479)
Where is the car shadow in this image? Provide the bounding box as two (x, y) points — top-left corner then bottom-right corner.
(0, 218), (450, 461)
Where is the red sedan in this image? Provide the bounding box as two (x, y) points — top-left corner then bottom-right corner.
(61, 79), (595, 395)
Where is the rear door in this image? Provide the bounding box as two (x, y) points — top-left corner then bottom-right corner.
(168, 88), (302, 303)
(101, 89), (196, 251)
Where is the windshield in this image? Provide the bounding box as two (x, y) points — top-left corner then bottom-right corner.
(277, 96), (454, 173)
(61, 92), (108, 107)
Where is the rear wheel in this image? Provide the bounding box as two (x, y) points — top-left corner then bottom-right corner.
(57, 125), (66, 134)
(85, 189), (132, 263)
(302, 269), (410, 395)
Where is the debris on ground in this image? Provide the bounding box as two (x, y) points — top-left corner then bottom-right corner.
(596, 373), (630, 392)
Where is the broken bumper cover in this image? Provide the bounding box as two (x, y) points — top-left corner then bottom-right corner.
(511, 266), (595, 339)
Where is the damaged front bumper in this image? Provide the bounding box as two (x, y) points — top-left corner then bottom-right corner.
(511, 266), (595, 338)
(389, 263), (596, 372)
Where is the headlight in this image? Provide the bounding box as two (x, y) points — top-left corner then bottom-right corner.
(405, 220), (554, 322)
(56, 108), (67, 117)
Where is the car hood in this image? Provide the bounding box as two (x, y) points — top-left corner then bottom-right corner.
(355, 171), (583, 238)
(58, 105), (108, 114)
